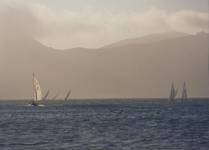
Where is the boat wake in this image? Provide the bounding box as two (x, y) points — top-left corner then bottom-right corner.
(25, 104), (45, 107)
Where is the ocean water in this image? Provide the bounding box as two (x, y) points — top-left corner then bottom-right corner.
(0, 99), (209, 150)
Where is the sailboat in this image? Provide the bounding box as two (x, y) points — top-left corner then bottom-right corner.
(64, 90), (71, 101)
(181, 82), (188, 101)
(169, 83), (178, 102)
(43, 90), (50, 100)
(51, 93), (59, 100)
(31, 73), (43, 106)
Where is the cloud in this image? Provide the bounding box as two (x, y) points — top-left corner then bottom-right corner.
(0, 1), (208, 48)
(38, 7), (209, 49)
(168, 10), (209, 34)
(0, 0), (45, 40)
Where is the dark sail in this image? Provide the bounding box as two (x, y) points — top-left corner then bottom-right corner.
(181, 82), (187, 101)
(64, 90), (71, 101)
(169, 83), (178, 101)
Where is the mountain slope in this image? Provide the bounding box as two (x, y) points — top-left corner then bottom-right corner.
(0, 33), (208, 99)
(102, 32), (189, 49)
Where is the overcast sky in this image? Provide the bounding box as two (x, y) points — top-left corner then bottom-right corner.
(0, 0), (208, 49)
(29, 0), (208, 12)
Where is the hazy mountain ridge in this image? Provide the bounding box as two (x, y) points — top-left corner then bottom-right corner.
(0, 32), (208, 99)
(101, 32), (190, 49)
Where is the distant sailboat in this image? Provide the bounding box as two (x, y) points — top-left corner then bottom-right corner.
(43, 90), (50, 100)
(31, 73), (43, 106)
(181, 82), (188, 101)
(64, 90), (71, 101)
(51, 93), (59, 100)
(169, 83), (178, 102)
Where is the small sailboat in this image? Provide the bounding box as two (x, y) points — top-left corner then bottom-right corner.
(181, 82), (188, 101)
(169, 83), (178, 102)
(51, 93), (59, 100)
(31, 73), (44, 106)
(43, 90), (50, 101)
(64, 90), (71, 101)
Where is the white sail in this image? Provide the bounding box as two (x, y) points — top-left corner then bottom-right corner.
(33, 74), (42, 101)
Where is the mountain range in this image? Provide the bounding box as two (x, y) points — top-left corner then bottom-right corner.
(0, 32), (208, 99)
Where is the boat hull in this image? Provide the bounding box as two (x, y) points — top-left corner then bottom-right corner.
(27, 101), (44, 107)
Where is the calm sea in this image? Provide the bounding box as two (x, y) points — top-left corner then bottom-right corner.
(0, 99), (209, 150)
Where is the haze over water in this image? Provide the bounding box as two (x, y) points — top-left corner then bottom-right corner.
(0, 0), (209, 149)
(0, 0), (208, 99)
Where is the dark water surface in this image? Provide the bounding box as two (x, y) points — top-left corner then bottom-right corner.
(0, 99), (209, 150)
